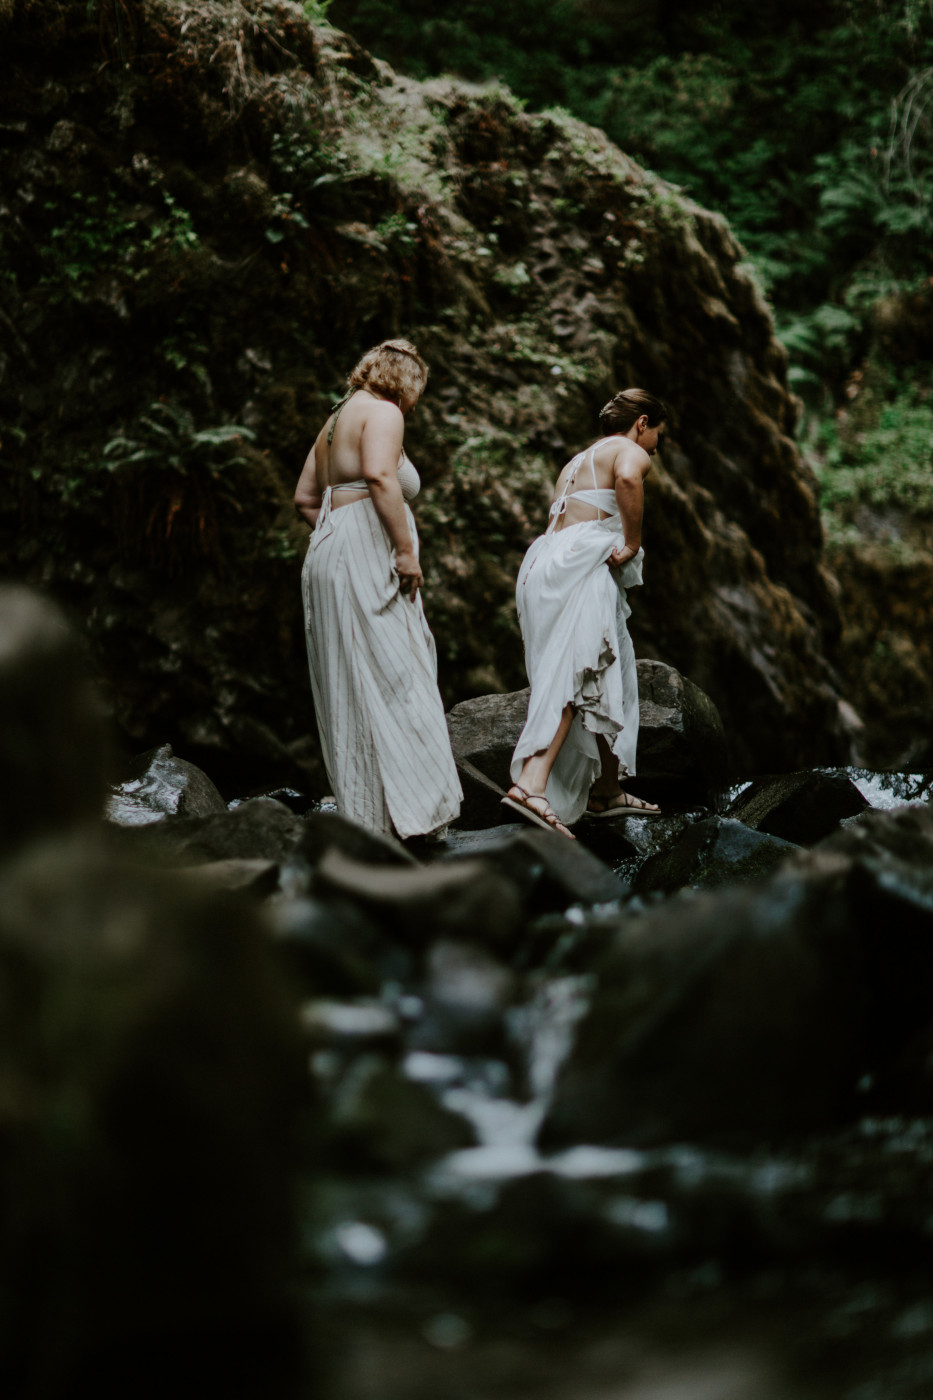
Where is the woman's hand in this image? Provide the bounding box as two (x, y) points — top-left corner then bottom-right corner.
(608, 543), (639, 569)
(395, 547), (423, 601)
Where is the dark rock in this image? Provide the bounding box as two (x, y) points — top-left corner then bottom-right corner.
(634, 816), (799, 895)
(268, 894), (410, 996)
(0, 585), (108, 857)
(726, 769), (870, 845)
(446, 689), (530, 788)
(442, 826), (628, 911)
(408, 938), (516, 1057)
(311, 848), (523, 948)
(106, 743), (227, 827)
(451, 755), (517, 831)
(634, 660), (730, 807)
(122, 796), (304, 867)
(0, 835), (305, 1395)
(292, 809), (417, 871)
(321, 1053), (476, 1170)
(543, 805), (933, 1148)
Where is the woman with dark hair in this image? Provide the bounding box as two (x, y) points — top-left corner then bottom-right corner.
(294, 339), (462, 839)
(503, 389), (669, 838)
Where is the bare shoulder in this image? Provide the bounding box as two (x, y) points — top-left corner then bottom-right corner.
(360, 396), (404, 430)
(610, 437), (651, 478)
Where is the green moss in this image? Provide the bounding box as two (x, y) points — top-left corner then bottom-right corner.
(810, 371), (933, 522)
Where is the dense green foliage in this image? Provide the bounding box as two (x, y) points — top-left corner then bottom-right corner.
(329, 0), (933, 396)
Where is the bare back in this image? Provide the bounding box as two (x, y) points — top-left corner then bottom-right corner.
(552, 435), (650, 530)
(319, 390), (400, 486)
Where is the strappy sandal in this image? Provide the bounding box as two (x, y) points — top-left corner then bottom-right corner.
(501, 786), (577, 840)
(587, 789), (663, 818)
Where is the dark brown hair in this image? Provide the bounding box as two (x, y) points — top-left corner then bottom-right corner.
(347, 338), (428, 404)
(598, 388), (669, 435)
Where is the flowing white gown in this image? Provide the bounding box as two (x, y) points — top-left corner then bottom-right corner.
(510, 446), (644, 825)
(301, 456), (462, 839)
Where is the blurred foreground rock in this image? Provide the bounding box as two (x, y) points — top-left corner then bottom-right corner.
(0, 585), (108, 856)
(0, 837), (306, 1397)
(544, 803), (933, 1148)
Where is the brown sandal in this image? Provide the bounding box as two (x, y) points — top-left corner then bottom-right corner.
(501, 786), (576, 840)
(587, 790), (663, 818)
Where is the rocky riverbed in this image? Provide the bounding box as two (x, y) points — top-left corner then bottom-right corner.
(3, 583), (933, 1398)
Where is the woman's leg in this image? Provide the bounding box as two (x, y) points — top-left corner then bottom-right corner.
(505, 704), (576, 837)
(512, 703), (574, 797)
(588, 733), (660, 813)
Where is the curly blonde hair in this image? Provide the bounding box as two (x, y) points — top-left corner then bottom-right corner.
(347, 338), (429, 405)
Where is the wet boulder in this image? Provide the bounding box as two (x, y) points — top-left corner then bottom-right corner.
(0, 585), (109, 857)
(726, 769), (870, 845)
(106, 743), (227, 827)
(633, 816), (798, 895)
(634, 660), (730, 807)
(0, 836), (306, 1396)
(543, 806), (933, 1148)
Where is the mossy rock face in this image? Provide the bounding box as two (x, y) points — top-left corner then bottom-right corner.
(1, 0), (848, 791)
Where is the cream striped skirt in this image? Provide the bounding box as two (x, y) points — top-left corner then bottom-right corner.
(301, 493), (462, 839)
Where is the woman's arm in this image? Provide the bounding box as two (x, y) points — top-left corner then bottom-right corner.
(294, 443), (323, 526)
(361, 401), (423, 601)
(608, 445), (650, 568)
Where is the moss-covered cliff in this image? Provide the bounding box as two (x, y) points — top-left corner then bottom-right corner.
(0, 0), (851, 789)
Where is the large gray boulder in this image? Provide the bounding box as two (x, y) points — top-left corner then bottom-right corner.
(445, 662), (728, 816)
(446, 688), (530, 788)
(0, 585), (109, 857)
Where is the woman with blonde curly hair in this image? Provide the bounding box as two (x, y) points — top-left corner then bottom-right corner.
(294, 339), (461, 839)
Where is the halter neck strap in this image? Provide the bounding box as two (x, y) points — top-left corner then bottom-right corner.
(326, 387), (358, 445)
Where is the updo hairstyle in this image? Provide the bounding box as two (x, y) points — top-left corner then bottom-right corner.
(599, 388), (669, 435)
(347, 338), (428, 406)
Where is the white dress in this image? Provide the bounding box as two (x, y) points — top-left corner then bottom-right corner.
(510, 446), (645, 825)
(301, 455), (462, 839)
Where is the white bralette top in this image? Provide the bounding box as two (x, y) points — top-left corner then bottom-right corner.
(330, 453), (420, 502)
